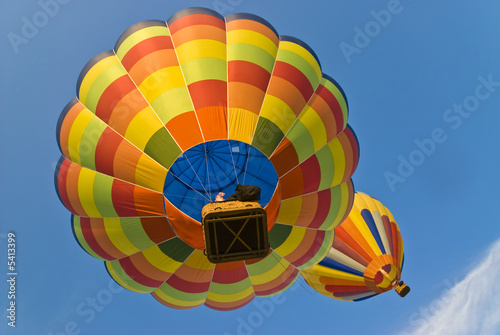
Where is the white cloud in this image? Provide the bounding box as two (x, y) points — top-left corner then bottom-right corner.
(401, 238), (500, 335)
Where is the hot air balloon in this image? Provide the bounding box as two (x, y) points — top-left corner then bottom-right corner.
(54, 7), (359, 311)
(301, 192), (409, 301)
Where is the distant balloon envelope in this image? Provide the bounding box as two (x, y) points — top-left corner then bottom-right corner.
(55, 7), (359, 311)
(301, 192), (409, 301)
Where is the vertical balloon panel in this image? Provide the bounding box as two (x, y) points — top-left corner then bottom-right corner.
(114, 20), (204, 151)
(252, 36), (322, 157)
(168, 8), (228, 141)
(226, 13), (279, 144)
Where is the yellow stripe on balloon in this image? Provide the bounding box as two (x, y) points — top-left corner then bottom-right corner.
(154, 287), (205, 308)
(150, 87), (194, 124)
(175, 39), (226, 64)
(139, 67), (186, 103)
(116, 26), (171, 60)
(248, 257), (291, 286)
(67, 110), (94, 165)
(206, 285), (254, 303)
(76, 168), (101, 217)
(180, 58), (227, 84)
(78, 56), (120, 107)
(227, 43), (276, 73)
(272, 225), (306, 258)
(322, 78), (348, 126)
(103, 218), (141, 255)
(227, 108), (259, 143)
(259, 95), (295, 134)
(227, 29), (278, 61)
(349, 208), (383, 257)
(328, 138), (347, 187)
(142, 244), (188, 273)
(124, 107), (164, 150)
(182, 250), (214, 271)
(278, 40), (322, 85)
(134, 154), (168, 192)
(276, 196), (302, 226)
(105, 262), (148, 293)
(298, 105), (327, 152)
(310, 265), (364, 282)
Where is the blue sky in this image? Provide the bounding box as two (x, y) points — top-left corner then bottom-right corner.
(1, 0), (500, 334)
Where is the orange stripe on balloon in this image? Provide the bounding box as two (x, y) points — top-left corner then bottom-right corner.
(340, 218), (379, 261)
(170, 24), (225, 46)
(128, 250), (173, 282)
(270, 138), (299, 177)
(168, 13), (225, 35)
(86, 218), (127, 259)
(228, 82), (266, 115)
(59, 101), (85, 158)
(264, 184), (281, 231)
(164, 198), (204, 250)
(65, 163), (87, 216)
(107, 89), (149, 135)
(120, 36), (174, 71)
(266, 77), (307, 116)
(132, 187), (165, 216)
(95, 75), (137, 124)
(334, 222), (373, 263)
(165, 112), (204, 150)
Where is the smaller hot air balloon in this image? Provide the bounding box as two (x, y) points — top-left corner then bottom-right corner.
(301, 192), (409, 301)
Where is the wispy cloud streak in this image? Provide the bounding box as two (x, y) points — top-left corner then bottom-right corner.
(402, 238), (500, 335)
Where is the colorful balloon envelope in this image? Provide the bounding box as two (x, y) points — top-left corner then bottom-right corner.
(55, 7), (360, 311)
(301, 192), (409, 301)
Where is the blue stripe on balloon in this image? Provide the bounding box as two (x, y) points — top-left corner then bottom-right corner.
(353, 293), (379, 302)
(319, 257), (364, 277)
(361, 209), (386, 254)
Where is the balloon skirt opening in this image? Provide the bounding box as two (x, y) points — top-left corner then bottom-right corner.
(163, 140), (279, 221)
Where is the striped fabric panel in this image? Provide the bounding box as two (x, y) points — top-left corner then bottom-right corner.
(245, 250), (299, 296)
(168, 8), (227, 141)
(105, 237), (194, 293)
(57, 99), (168, 192)
(115, 20), (204, 151)
(276, 180), (354, 230)
(152, 250), (214, 309)
(269, 75), (349, 176)
(278, 125), (359, 200)
(205, 261), (255, 311)
(72, 216), (175, 261)
(252, 36), (322, 157)
(301, 264), (374, 301)
(55, 158), (165, 218)
(269, 224), (334, 270)
(226, 13), (279, 144)
(76, 51), (181, 169)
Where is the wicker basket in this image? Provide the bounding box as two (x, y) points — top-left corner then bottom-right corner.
(201, 201), (269, 263)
